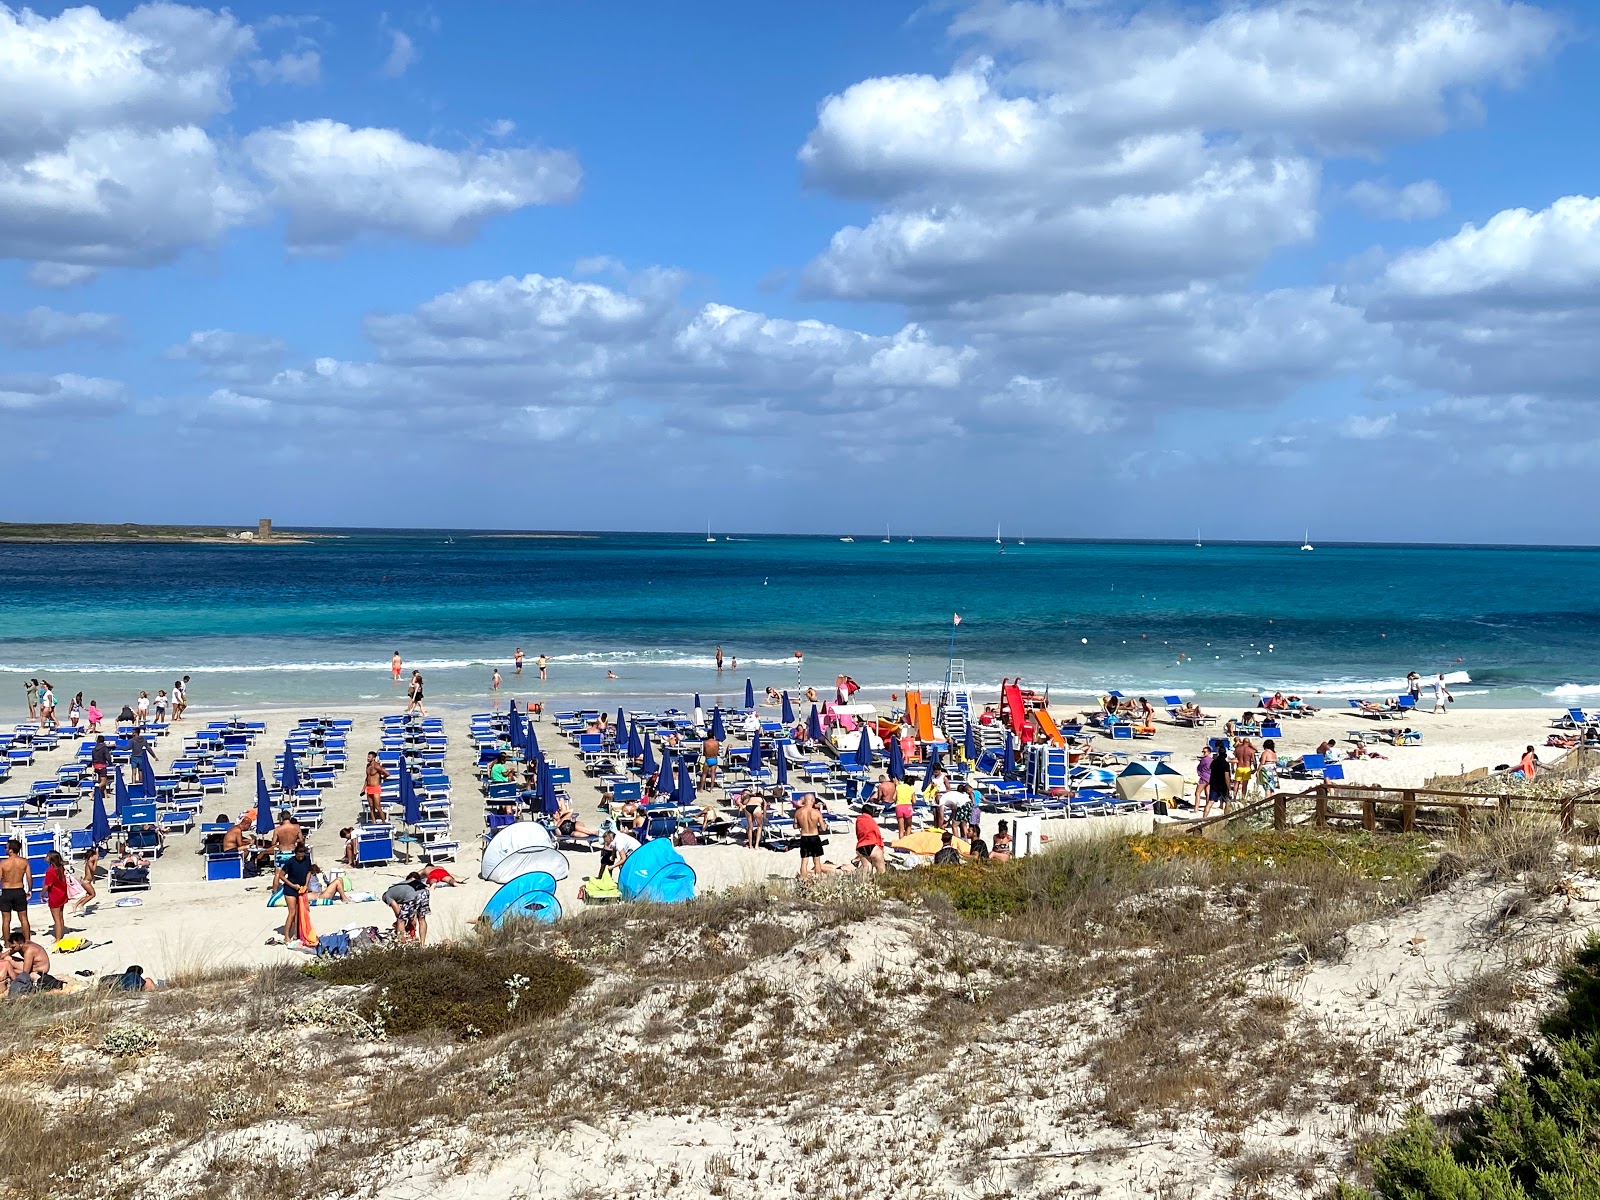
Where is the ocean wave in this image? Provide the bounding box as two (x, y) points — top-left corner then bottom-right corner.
(1296, 670), (1472, 696)
(1548, 684), (1600, 698)
(0, 651), (804, 675)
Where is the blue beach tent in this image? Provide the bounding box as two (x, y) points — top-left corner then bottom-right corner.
(482, 871), (562, 927)
(617, 838), (697, 904)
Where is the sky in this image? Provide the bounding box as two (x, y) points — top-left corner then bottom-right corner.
(2, 0), (1598, 542)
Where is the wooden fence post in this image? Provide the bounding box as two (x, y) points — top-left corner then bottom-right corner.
(1362, 796), (1376, 831)
(1563, 796), (1576, 834)
(1314, 785), (1328, 829)
(1274, 794), (1286, 831)
(1401, 789), (1416, 833)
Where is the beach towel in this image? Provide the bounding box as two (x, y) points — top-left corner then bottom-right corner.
(285, 890), (319, 948)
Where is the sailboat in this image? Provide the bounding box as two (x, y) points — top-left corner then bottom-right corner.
(882, 522), (890, 544)
(1195, 526), (1202, 548)
(705, 520), (715, 544)
(1300, 529), (1314, 551)
(839, 536), (854, 543)
(995, 520), (1002, 545)
(1018, 527), (1026, 547)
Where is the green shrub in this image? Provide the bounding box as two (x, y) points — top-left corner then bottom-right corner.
(307, 943), (585, 1040)
(1341, 937), (1600, 1198)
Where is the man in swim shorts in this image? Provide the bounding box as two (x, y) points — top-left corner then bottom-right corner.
(794, 794), (833, 881)
(701, 732), (721, 790)
(0, 840), (31, 944)
(364, 752), (389, 822)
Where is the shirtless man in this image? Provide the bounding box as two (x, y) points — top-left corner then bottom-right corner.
(221, 814), (254, 853)
(0, 840), (31, 944)
(794, 794), (834, 881)
(363, 752), (389, 822)
(271, 812), (305, 853)
(701, 732), (721, 790)
(3, 930), (58, 994)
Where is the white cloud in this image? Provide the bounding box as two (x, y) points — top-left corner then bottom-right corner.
(486, 119), (516, 139)
(1346, 179), (1449, 221)
(242, 120), (581, 252)
(0, 6), (577, 271)
(799, 1), (1558, 304)
(26, 262), (99, 288)
(167, 328), (288, 381)
(0, 306), (122, 349)
(0, 371), (125, 414)
(382, 29), (416, 78)
(251, 50), (321, 86)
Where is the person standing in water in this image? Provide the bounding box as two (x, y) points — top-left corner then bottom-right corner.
(514, 647), (524, 676)
(491, 668), (502, 708)
(405, 670), (426, 716)
(391, 651), (403, 683)
(715, 645), (724, 672)
(536, 654), (548, 682)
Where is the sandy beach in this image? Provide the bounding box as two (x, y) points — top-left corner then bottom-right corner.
(0, 690), (1556, 983)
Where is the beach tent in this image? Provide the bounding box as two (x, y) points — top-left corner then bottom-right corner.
(676, 754), (697, 808)
(711, 710), (726, 742)
(617, 838), (697, 904)
(1115, 760), (1187, 804)
(744, 678), (755, 710)
(892, 829), (969, 856)
(482, 871), (562, 927)
(255, 762), (273, 835)
(781, 691), (795, 724)
(807, 704), (824, 743)
(480, 822), (570, 885)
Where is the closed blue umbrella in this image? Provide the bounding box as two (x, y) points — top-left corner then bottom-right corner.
(854, 725), (873, 769)
(523, 721), (540, 761)
(615, 707), (626, 742)
(711, 709), (726, 741)
(280, 743), (301, 797)
(922, 749), (941, 792)
(657, 750), (677, 803)
(508, 704), (523, 752)
(693, 693), (701, 713)
(776, 743), (788, 788)
(627, 722), (643, 761)
(1003, 732), (1017, 776)
(540, 757), (559, 817)
(89, 784), (111, 846)
(400, 761), (420, 825)
(676, 754), (697, 807)
(749, 729), (765, 774)
(113, 766), (128, 820)
(781, 691), (795, 724)
(255, 762), (273, 835)
(744, 678), (755, 710)
(138, 752), (159, 799)
(807, 704), (823, 743)
(641, 733), (657, 777)
(886, 734), (904, 780)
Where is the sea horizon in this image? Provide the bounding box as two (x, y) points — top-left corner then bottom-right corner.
(4, 530), (1597, 713)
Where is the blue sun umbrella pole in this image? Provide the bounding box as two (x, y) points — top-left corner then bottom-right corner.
(255, 762), (274, 835)
(89, 783), (111, 846)
(744, 678), (755, 710)
(781, 691), (795, 725)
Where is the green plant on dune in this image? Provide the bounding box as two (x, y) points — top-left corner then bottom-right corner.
(1337, 936), (1600, 1199)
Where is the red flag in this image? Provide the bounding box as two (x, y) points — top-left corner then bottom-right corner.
(953, 613), (962, 626)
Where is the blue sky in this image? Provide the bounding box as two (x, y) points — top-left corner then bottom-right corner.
(3, 0), (1598, 542)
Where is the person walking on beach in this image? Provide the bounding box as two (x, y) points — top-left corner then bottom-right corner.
(173, 676), (189, 721)
(1406, 672), (1422, 703)
(24, 679), (38, 722)
(537, 653), (548, 682)
(71, 843), (97, 915)
(38, 681), (55, 729)
(391, 651), (403, 683)
(363, 752), (389, 822)
(1432, 672), (1453, 714)
(491, 667), (503, 709)
(0, 841), (31, 945)
(1203, 740), (1231, 819)
(42, 851), (68, 944)
(405, 670), (425, 716)
(514, 647), (524, 676)
(85, 699), (101, 732)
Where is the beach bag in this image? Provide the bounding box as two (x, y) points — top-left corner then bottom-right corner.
(65, 875), (86, 901)
(315, 931), (352, 958)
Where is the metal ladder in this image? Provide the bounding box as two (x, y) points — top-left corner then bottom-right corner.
(938, 659), (974, 745)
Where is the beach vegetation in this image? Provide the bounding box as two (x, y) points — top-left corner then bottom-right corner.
(304, 940), (586, 1040)
(1337, 936), (1600, 1199)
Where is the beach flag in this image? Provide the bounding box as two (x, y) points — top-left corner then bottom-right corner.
(953, 613), (962, 625)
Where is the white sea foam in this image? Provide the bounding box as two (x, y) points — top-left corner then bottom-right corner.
(1548, 684), (1600, 698)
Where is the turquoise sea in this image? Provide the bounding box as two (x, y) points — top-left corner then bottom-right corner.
(1, 531), (1596, 712)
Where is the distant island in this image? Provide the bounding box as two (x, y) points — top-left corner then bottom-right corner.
(0, 520), (330, 544)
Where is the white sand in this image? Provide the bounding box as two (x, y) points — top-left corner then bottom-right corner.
(0, 696), (1557, 982)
